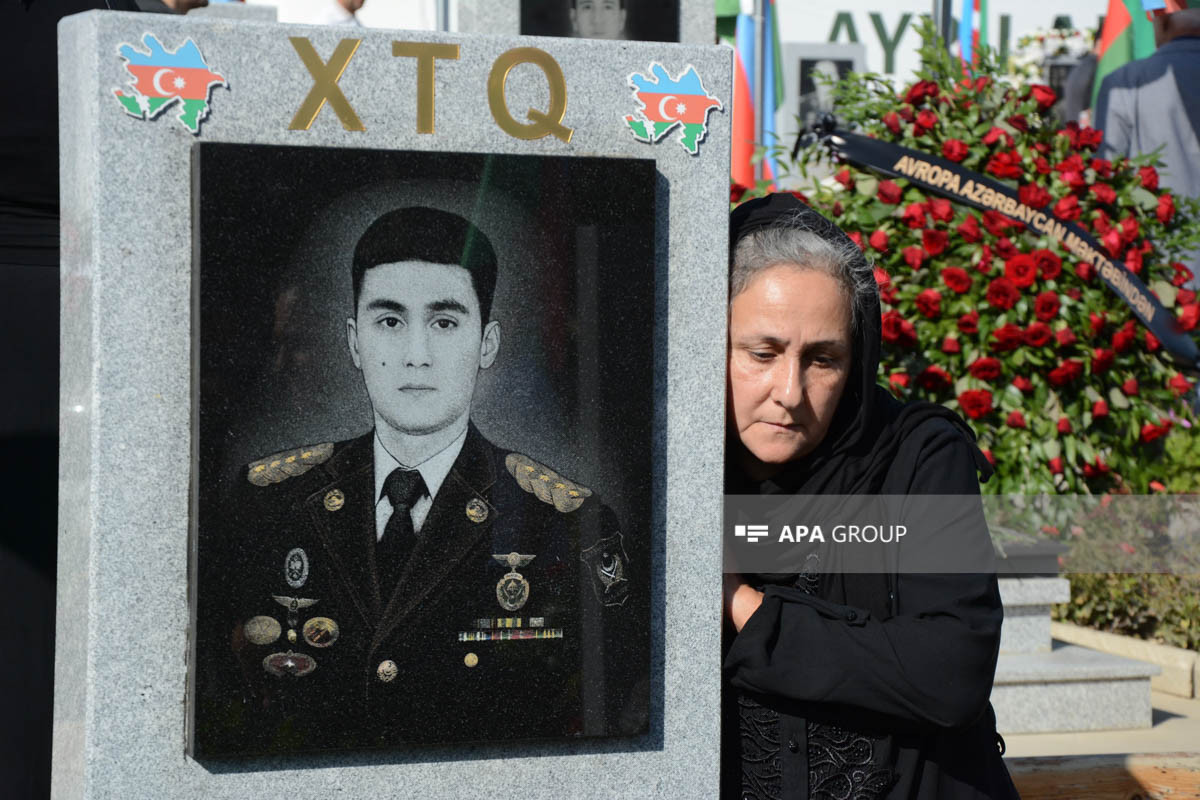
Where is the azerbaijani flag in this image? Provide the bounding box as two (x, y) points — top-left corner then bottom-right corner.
(626, 65), (723, 154)
(1091, 0), (1157, 106)
(717, 0), (783, 191)
(114, 35), (226, 133)
(958, 0), (989, 67)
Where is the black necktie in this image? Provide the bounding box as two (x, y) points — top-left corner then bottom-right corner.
(376, 467), (428, 596)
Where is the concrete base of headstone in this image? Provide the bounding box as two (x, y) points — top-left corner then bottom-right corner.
(998, 577), (1069, 654)
(991, 644), (1159, 734)
(189, 3), (277, 21)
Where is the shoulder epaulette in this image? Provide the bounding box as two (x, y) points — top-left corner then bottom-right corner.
(504, 453), (593, 513)
(247, 443), (334, 486)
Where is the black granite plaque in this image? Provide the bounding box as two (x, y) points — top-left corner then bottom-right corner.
(189, 144), (655, 757)
(521, 0), (680, 42)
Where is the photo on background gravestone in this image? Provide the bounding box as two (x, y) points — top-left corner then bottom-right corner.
(520, 0), (680, 42)
(189, 143), (655, 757)
(798, 57), (854, 133)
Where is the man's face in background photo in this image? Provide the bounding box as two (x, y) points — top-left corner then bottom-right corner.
(347, 260), (500, 438)
(570, 0), (626, 39)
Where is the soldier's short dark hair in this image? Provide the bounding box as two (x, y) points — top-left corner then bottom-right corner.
(352, 207), (498, 324)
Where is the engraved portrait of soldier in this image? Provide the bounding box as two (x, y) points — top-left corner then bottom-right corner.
(189, 146), (654, 757)
(520, 0), (680, 43)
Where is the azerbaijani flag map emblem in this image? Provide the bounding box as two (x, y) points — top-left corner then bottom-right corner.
(624, 63), (722, 155)
(113, 34), (227, 135)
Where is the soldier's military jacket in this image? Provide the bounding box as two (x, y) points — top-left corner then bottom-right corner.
(193, 425), (645, 756)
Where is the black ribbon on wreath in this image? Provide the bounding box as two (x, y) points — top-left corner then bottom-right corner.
(794, 117), (1200, 376)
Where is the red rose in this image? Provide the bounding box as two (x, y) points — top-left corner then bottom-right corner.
(941, 336), (961, 354)
(902, 246), (925, 269)
(1053, 195), (1081, 221)
(1112, 320), (1137, 353)
(1012, 376), (1034, 394)
(1090, 158), (1113, 178)
(877, 179), (902, 204)
(1060, 169), (1086, 191)
(1006, 410), (1027, 429)
(982, 127), (1013, 147)
(1004, 254), (1037, 288)
(1092, 347), (1115, 373)
(986, 150), (1023, 179)
(888, 372), (911, 392)
(1123, 378), (1139, 396)
(1090, 183), (1117, 204)
(1082, 456), (1110, 478)
(967, 357), (1002, 381)
(958, 310), (979, 335)
(882, 111), (902, 134)
(1006, 113), (1029, 132)
(1169, 373), (1193, 396)
(1139, 165), (1159, 190)
(1076, 260), (1096, 281)
(904, 79), (939, 105)
(916, 288), (942, 318)
(1023, 322), (1053, 347)
(1018, 183), (1051, 208)
(1049, 457), (1064, 474)
(917, 364), (952, 391)
(869, 229), (889, 252)
(982, 210), (1017, 236)
(986, 277), (1020, 310)
(1179, 288), (1197, 305)
(1057, 417), (1072, 434)
(1120, 215), (1140, 242)
(1055, 154), (1086, 174)
(901, 202), (928, 229)
(942, 139), (968, 162)
(1029, 84), (1057, 110)
(831, 201), (844, 216)
(835, 169), (855, 190)
(991, 323), (1023, 352)
(928, 197), (953, 222)
(1124, 246), (1144, 275)
(915, 109), (938, 132)
(1101, 229), (1124, 257)
(995, 237), (1019, 259)
(1146, 330), (1161, 352)
(1089, 311), (1107, 336)
(981, 448), (996, 466)
(1140, 420), (1172, 443)
(1032, 249), (1062, 280)
(1034, 156), (1052, 175)
(881, 310), (917, 348)
(1158, 193), (1176, 224)
(958, 389), (993, 419)
(847, 231), (864, 250)
(922, 228), (949, 256)
(1180, 303), (1200, 331)
(1055, 327), (1077, 347)
(1034, 290), (1061, 321)
(941, 266), (972, 294)
(976, 244), (994, 274)
(1093, 399), (1109, 418)
(897, 105), (914, 122)
(1047, 359), (1083, 385)
(958, 215), (981, 242)
(1172, 262), (1194, 287)
(873, 266), (891, 289)
(1065, 288), (1082, 300)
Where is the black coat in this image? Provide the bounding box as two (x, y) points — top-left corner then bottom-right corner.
(723, 418), (1021, 800)
(192, 425), (646, 756)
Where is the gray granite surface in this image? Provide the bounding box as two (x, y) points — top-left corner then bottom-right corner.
(55, 11), (731, 799)
(189, 3), (277, 22)
(992, 677), (1154, 734)
(999, 606), (1053, 654)
(456, 0), (714, 45)
(995, 644), (1160, 683)
(997, 577), (1070, 606)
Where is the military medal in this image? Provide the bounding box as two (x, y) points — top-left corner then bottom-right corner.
(323, 488), (345, 511)
(465, 497), (488, 523)
(263, 651), (316, 677)
(273, 594), (317, 643)
(376, 659), (398, 683)
(284, 547), (309, 588)
(302, 616), (339, 648)
(492, 552), (535, 612)
(243, 615), (281, 645)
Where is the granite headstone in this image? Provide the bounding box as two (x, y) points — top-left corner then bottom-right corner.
(56, 11), (729, 799)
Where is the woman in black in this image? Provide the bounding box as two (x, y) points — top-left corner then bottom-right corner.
(721, 193), (1021, 799)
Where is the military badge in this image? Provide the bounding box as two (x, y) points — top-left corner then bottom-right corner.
(242, 615), (281, 646)
(302, 616), (339, 648)
(493, 552), (535, 611)
(323, 488), (345, 512)
(273, 594), (317, 634)
(376, 659), (398, 683)
(262, 651), (316, 677)
(284, 547), (309, 588)
(581, 534), (631, 607)
(465, 497), (489, 523)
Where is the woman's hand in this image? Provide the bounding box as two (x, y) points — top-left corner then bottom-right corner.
(723, 575), (764, 632)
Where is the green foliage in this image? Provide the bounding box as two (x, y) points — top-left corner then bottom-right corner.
(1053, 573), (1200, 652)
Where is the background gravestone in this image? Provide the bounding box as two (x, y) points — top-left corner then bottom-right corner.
(455, 0), (715, 44)
(55, 10), (730, 799)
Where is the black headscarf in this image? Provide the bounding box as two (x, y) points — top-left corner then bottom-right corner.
(726, 193), (993, 496)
